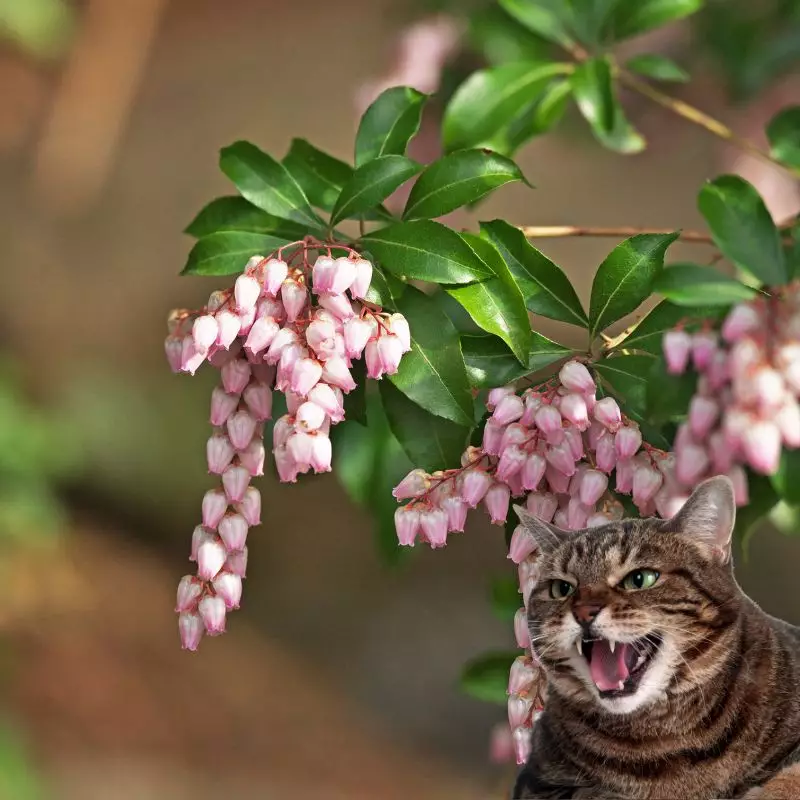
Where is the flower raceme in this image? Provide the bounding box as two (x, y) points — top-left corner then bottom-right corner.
(165, 242), (410, 651)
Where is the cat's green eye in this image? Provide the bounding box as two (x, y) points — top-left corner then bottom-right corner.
(621, 569), (660, 591)
(549, 579), (576, 599)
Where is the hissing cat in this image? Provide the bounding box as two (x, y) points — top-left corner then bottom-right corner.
(512, 476), (800, 800)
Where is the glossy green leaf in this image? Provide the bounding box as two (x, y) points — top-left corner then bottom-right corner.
(462, 332), (573, 389)
(443, 62), (572, 152)
(653, 263), (758, 306)
(331, 155), (422, 226)
(380, 381), (470, 472)
(447, 234), (531, 363)
(461, 651), (518, 704)
(498, 0), (575, 47)
(219, 141), (325, 230)
(645, 356), (697, 423)
(616, 300), (723, 354)
(361, 264), (406, 309)
(490, 576), (522, 621)
(181, 232), (291, 276)
(767, 106), (800, 169)
(481, 219), (588, 327)
(403, 149), (529, 220)
(698, 175), (787, 286)
(184, 196), (308, 240)
(594, 354), (656, 418)
(625, 53), (689, 82)
(389, 287), (474, 426)
(603, 0), (704, 42)
(786, 225), (800, 280)
(590, 101), (646, 154)
(571, 57), (615, 134)
(362, 220), (492, 284)
(589, 232), (679, 338)
(355, 87), (428, 166)
(771, 449), (800, 506)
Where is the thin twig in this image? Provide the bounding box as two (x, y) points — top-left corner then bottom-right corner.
(519, 225), (715, 243)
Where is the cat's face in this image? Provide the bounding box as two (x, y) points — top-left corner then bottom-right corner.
(522, 477), (740, 716)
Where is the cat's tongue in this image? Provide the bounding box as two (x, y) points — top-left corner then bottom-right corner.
(589, 640), (630, 691)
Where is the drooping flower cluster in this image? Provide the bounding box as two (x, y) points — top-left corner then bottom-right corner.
(392, 359), (689, 763)
(166, 241), (410, 650)
(663, 285), (800, 502)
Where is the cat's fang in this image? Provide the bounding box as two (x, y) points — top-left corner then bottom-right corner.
(609, 640), (616, 654)
(617, 680), (625, 691)
(576, 638), (583, 656)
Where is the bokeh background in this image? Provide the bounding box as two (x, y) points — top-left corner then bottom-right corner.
(1, 0), (799, 797)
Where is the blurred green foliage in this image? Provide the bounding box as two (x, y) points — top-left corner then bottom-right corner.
(0, 0), (75, 59)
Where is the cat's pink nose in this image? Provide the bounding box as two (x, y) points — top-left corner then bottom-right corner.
(573, 604), (603, 625)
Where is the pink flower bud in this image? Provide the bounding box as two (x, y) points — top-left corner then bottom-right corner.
(207, 433), (235, 474)
(179, 612), (204, 651)
(722, 302), (761, 342)
(514, 608), (531, 650)
(273, 446), (299, 483)
(210, 386), (239, 426)
(349, 258), (373, 299)
(489, 723), (514, 766)
(199, 595), (227, 635)
(239, 438), (266, 476)
(615, 458), (634, 494)
(521, 453), (546, 492)
(201, 489), (227, 530)
(419, 507), (448, 548)
(387, 313), (411, 353)
(281, 279), (307, 322)
(688, 396), (719, 440)
(632, 462), (663, 507)
(235, 486), (261, 526)
(326, 257), (356, 295)
(294, 401), (324, 431)
(221, 358), (251, 394)
(322, 356), (356, 392)
(508, 694), (533, 729)
(375, 335), (404, 376)
(512, 727), (534, 767)
(545, 442), (576, 477)
(462, 469), (491, 507)
(526, 491), (557, 523)
(692, 331), (717, 370)
(493, 394), (524, 426)
(441, 496), (468, 532)
(393, 469), (430, 500)
(220, 465), (249, 504)
(675, 441), (710, 485)
(742, 420), (782, 475)
(197, 536), (226, 580)
(219, 513), (249, 552)
(287, 430), (314, 468)
(234, 274), (260, 312)
(508, 525), (536, 563)
(477, 419), (501, 456)
(534, 404), (562, 437)
(544, 465), (569, 495)
(565, 497), (589, 529)
(727, 465), (749, 506)
(343, 318), (373, 360)
(777, 342), (800, 393)
(593, 433), (616, 473)
(290, 358), (323, 396)
(752, 367), (786, 411)
(508, 656), (538, 696)
(192, 315), (219, 354)
(215, 310), (241, 349)
(275, 343), (306, 391)
(364, 340), (383, 379)
(244, 316), (280, 356)
(164, 336), (184, 373)
(485, 483), (511, 524)
(306, 383), (344, 423)
(559, 393), (590, 431)
(224, 546), (248, 578)
(241, 382), (272, 422)
(708, 431), (734, 473)
(310, 433), (333, 472)
(559, 361), (595, 393)
(487, 386), (515, 410)
(305, 318), (338, 359)
(265, 327), (299, 365)
(553, 508), (569, 529)
(497, 445), (527, 482)
(190, 524), (213, 561)
(615, 426), (642, 460)
(263, 258), (289, 297)
(180, 336), (206, 375)
(227, 410), (258, 451)
(777, 398), (800, 447)
(312, 256), (336, 294)
(395, 506), (421, 546)
(564, 426), (584, 460)
(663, 330), (692, 374)
(176, 575), (203, 612)
(212, 571), (242, 611)
(318, 293), (356, 321)
(594, 397), (622, 432)
(579, 469), (608, 506)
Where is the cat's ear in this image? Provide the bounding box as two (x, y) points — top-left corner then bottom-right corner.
(513, 505), (570, 555)
(662, 476), (736, 563)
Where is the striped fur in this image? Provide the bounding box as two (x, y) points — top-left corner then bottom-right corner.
(513, 480), (800, 799)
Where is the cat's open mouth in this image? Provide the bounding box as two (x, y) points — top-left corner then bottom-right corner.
(576, 634), (662, 697)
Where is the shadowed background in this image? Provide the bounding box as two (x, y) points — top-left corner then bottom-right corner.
(0, 0), (799, 797)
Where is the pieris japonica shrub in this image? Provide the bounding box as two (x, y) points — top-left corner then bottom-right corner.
(165, 0), (800, 770)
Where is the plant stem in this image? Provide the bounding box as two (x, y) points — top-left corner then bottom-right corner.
(618, 70), (800, 180)
(519, 225), (714, 243)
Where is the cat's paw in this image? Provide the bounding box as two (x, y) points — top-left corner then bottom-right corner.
(742, 764), (800, 800)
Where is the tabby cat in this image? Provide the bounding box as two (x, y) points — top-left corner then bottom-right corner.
(512, 476), (800, 800)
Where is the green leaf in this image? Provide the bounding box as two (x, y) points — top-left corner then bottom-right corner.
(461, 651), (518, 704)
(181, 232), (291, 276)
(645, 356), (697, 423)
(403, 149), (529, 220)
(786, 225), (800, 281)
(219, 141), (325, 230)
(594, 354), (656, 418)
(604, 0), (704, 42)
(571, 57), (615, 134)
(362, 264), (406, 309)
(767, 106), (800, 169)
(331, 155), (422, 226)
(591, 101), (646, 154)
(653, 263), (758, 306)
(184, 196), (309, 240)
(481, 219), (588, 327)
(379, 381), (470, 472)
(490, 576), (522, 622)
(355, 87), (428, 166)
(625, 53), (689, 82)
(498, 0), (575, 47)
(589, 232), (679, 338)
(344, 360), (367, 425)
(462, 332), (573, 389)
(362, 220), (492, 284)
(389, 287), (475, 426)
(443, 61), (572, 152)
(447, 234), (532, 363)
(698, 175), (787, 286)
(771, 449), (800, 506)
(616, 300), (722, 354)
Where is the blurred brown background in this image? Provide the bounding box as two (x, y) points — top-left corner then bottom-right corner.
(0, 0), (799, 797)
